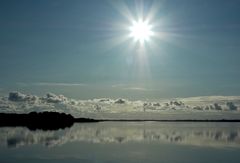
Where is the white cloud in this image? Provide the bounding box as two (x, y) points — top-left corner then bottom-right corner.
(0, 92), (240, 119)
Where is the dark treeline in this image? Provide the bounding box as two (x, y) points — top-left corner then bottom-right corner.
(99, 119), (240, 122)
(0, 112), (240, 131)
(0, 112), (98, 131)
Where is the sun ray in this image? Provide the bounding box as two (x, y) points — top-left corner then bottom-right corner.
(97, 34), (130, 55)
(146, 1), (161, 23)
(109, 1), (135, 23)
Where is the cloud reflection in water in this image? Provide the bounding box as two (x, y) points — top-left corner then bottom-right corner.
(0, 122), (239, 148)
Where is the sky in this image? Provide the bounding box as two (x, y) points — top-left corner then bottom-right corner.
(1, 0), (240, 100)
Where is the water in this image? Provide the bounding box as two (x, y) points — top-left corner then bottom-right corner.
(0, 122), (240, 163)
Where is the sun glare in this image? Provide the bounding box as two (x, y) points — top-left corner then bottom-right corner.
(129, 19), (153, 43)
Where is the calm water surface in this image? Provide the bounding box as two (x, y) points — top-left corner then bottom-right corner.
(0, 122), (240, 163)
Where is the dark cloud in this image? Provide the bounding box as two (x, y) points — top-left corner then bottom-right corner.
(170, 101), (184, 106)
(114, 99), (126, 104)
(226, 102), (238, 111)
(193, 106), (204, 111)
(213, 103), (222, 110)
(8, 92), (38, 102)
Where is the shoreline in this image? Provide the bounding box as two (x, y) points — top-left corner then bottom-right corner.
(1, 112), (240, 130)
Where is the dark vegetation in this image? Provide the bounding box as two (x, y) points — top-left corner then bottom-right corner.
(0, 112), (98, 130)
(0, 111), (239, 131)
(100, 119), (240, 122)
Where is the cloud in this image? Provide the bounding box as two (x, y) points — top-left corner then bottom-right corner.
(8, 92), (38, 102)
(213, 103), (222, 110)
(43, 93), (68, 103)
(169, 101), (185, 106)
(114, 98), (127, 104)
(0, 92), (240, 119)
(226, 102), (238, 111)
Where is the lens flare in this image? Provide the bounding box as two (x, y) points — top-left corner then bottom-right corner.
(129, 19), (153, 43)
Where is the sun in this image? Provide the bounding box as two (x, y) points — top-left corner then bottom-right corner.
(129, 19), (153, 43)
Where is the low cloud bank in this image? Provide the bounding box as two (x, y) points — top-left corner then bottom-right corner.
(0, 91), (240, 119)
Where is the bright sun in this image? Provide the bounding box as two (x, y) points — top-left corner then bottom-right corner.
(129, 19), (153, 43)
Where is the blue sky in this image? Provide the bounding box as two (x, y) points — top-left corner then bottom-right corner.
(0, 0), (240, 99)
